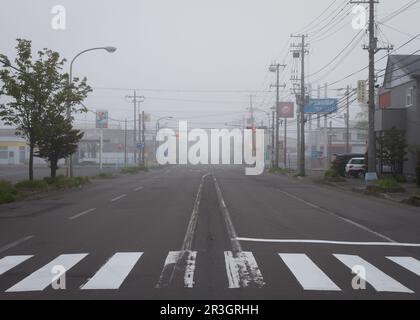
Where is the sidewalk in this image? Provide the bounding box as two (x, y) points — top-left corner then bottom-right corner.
(273, 168), (420, 207)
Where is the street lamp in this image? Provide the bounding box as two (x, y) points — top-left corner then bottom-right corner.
(156, 116), (174, 132)
(67, 46), (117, 177)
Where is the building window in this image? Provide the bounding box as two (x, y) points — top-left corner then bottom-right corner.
(406, 87), (414, 107)
(0, 146), (8, 159)
(19, 146), (26, 163)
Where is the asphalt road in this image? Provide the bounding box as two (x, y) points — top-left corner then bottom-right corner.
(0, 165), (419, 300)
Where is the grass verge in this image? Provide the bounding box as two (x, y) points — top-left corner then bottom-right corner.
(269, 168), (291, 175)
(0, 176), (90, 206)
(402, 193), (420, 207)
(94, 172), (116, 179)
(0, 180), (20, 204)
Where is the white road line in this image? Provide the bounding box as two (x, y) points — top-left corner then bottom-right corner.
(224, 251), (265, 289)
(0, 236), (34, 254)
(0, 256), (33, 276)
(6, 254), (88, 292)
(334, 254), (413, 293)
(68, 208), (97, 220)
(156, 173), (208, 288)
(111, 194), (127, 202)
(134, 186), (144, 191)
(387, 257), (420, 276)
(81, 252), (143, 290)
(236, 237), (420, 247)
(279, 254), (341, 291)
(214, 176), (265, 288)
(156, 251), (197, 288)
(278, 190), (396, 243)
(184, 251), (197, 288)
(213, 176), (242, 253)
(181, 173), (210, 251)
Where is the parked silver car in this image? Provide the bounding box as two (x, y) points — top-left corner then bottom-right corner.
(345, 157), (366, 178)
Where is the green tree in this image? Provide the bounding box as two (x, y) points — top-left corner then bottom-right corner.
(0, 39), (91, 179)
(0, 39), (42, 180)
(408, 144), (420, 186)
(35, 116), (84, 178)
(377, 126), (408, 175)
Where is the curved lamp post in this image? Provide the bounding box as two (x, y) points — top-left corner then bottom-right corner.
(67, 46), (117, 177)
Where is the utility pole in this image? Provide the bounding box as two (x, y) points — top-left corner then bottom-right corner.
(126, 91), (145, 166)
(249, 95), (256, 156)
(124, 119), (127, 168)
(271, 109), (275, 168)
(249, 95), (255, 126)
(346, 85), (351, 153)
(99, 128), (104, 171)
(142, 110), (146, 166)
(269, 63), (286, 168)
(366, 0), (377, 176)
(138, 111), (143, 166)
(284, 113), (287, 169)
(324, 83), (328, 169)
(328, 121), (333, 165)
(351, 0), (393, 177)
(316, 85), (321, 154)
(291, 34), (309, 176)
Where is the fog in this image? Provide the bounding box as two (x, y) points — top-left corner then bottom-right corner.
(1, 0), (419, 135)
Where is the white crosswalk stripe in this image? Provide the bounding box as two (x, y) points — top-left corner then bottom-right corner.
(81, 252), (143, 290)
(0, 256), (33, 276)
(0, 252), (418, 293)
(387, 256), (420, 277)
(334, 254), (414, 293)
(279, 253), (341, 291)
(6, 254), (88, 292)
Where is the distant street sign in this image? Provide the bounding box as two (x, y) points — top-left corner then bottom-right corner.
(277, 102), (295, 118)
(96, 110), (108, 129)
(311, 151), (323, 159)
(137, 142), (145, 149)
(357, 80), (367, 104)
(304, 99), (338, 114)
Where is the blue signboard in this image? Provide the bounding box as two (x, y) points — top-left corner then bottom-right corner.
(304, 99), (338, 114)
(311, 151), (323, 159)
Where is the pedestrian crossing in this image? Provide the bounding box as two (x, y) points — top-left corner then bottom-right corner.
(279, 254), (341, 291)
(0, 251), (419, 294)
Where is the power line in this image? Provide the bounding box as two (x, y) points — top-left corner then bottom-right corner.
(92, 87), (273, 94)
(379, 0), (420, 23)
(298, 0), (340, 33)
(309, 29), (365, 78)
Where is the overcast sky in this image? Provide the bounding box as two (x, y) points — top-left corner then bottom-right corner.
(1, 0), (419, 134)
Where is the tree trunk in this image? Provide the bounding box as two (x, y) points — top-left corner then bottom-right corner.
(29, 143), (34, 181)
(50, 159), (58, 179)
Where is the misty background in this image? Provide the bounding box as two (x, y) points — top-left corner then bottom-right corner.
(1, 0), (419, 136)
